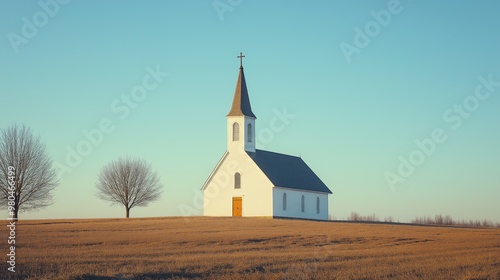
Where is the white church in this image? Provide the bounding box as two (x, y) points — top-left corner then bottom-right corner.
(202, 53), (332, 220)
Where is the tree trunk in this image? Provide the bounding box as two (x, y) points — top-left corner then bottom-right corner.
(13, 208), (19, 220)
(12, 199), (19, 220)
(125, 207), (130, 218)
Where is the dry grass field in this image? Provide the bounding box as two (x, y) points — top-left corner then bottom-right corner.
(2, 217), (500, 280)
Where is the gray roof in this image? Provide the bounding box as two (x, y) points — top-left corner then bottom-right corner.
(247, 149), (332, 194)
(227, 67), (257, 118)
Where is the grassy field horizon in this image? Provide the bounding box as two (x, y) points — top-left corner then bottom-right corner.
(3, 217), (500, 279)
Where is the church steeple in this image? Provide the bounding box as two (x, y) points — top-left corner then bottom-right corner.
(227, 52), (256, 119)
(227, 52), (256, 153)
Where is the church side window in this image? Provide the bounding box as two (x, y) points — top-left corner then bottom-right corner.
(247, 123), (252, 143)
(316, 197), (320, 214)
(234, 173), (241, 189)
(233, 122), (239, 141)
(283, 193), (287, 211)
(301, 195), (305, 213)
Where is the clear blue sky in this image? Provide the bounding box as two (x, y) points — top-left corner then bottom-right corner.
(1, 1), (499, 222)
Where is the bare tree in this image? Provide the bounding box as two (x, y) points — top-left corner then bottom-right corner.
(0, 124), (58, 219)
(96, 157), (163, 218)
(349, 212), (360, 221)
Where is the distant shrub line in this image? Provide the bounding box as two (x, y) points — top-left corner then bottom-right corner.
(410, 214), (500, 228)
(330, 212), (500, 228)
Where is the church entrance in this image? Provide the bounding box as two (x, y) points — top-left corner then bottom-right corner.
(232, 197), (242, 217)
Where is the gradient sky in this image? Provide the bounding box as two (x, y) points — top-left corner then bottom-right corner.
(1, 1), (499, 222)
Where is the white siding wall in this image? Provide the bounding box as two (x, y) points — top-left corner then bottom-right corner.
(203, 152), (273, 217)
(273, 188), (329, 220)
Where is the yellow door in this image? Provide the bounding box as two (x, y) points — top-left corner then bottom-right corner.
(232, 197), (242, 217)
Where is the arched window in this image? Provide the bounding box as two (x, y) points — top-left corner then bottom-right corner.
(316, 197), (320, 214)
(234, 173), (241, 189)
(301, 195), (305, 213)
(283, 193), (287, 211)
(232, 122), (239, 141)
(247, 123), (252, 143)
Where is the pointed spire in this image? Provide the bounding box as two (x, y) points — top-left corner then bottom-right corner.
(227, 52), (256, 118)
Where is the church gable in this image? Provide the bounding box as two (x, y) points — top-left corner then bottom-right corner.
(201, 151), (274, 192)
(202, 150), (275, 217)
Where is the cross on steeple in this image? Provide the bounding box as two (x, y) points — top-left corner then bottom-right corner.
(237, 52), (245, 68)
